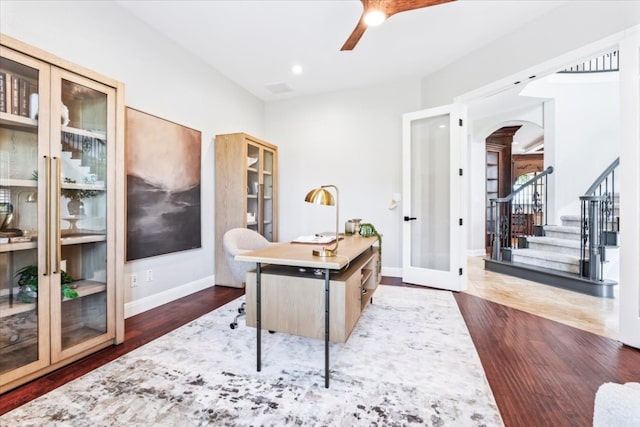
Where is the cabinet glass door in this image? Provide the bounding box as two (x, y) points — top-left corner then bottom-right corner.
(0, 52), (50, 380)
(50, 70), (114, 361)
(246, 142), (259, 232)
(262, 147), (275, 242)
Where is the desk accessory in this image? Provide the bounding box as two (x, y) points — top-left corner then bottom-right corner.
(304, 184), (339, 257)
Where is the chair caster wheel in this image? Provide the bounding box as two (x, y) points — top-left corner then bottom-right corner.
(230, 323), (237, 329)
(268, 330), (276, 334)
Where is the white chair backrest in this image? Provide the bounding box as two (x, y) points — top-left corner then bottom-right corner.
(223, 228), (272, 284)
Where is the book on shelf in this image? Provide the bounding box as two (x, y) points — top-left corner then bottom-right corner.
(11, 74), (19, 115)
(19, 78), (30, 117)
(0, 72), (36, 118)
(0, 71), (5, 113)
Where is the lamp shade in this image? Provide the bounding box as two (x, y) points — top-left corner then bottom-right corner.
(304, 188), (335, 206)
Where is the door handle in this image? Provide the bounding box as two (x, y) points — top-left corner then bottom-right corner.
(404, 216), (417, 222)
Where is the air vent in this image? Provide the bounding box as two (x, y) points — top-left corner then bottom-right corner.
(264, 82), (294, 94)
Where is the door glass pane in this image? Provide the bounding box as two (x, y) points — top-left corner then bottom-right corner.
(0, 57), (41, 372)
(263, 149), (273, 241)
(410, 114), (450, 271)
(59, 79), (107, 350)
(246, 143), (259, 232)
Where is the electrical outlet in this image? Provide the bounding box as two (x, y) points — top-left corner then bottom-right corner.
(146, 269), (153, 282)
(131, 274), (138, 288)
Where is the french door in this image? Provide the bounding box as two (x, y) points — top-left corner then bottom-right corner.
(402, 104), (466, 291)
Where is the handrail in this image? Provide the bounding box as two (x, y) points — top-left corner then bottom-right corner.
(579, 157), (620, 282)
(493, 166), (554, 203)
(488, 166), (554, 262)
(584, 157), (619, 196)
(559, 50), (619, 74)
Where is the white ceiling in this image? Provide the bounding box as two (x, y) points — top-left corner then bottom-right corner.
(115, 0), (568, 103)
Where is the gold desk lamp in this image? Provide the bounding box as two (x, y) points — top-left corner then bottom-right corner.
(304, 184), (339, 257)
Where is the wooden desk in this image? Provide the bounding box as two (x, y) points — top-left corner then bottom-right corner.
(236, 235), (379, 388)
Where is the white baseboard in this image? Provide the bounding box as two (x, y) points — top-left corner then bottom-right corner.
(467, 249), (487, 257)
(124, 275), (215, 318)
(382, 266), (402, 278)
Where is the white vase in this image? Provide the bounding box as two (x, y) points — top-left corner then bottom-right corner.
(29, 93), (39, 119)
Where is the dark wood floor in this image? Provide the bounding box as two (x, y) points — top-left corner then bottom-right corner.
(2, 280), (639, 426)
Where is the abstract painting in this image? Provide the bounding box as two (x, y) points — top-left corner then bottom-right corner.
(125, 108), (201, 261)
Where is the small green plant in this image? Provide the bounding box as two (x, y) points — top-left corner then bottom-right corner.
(359, 223), (382, 274)
(16, 265), (79, 302)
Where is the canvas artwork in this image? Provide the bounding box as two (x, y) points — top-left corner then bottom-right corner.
(125, 108), (201, 261)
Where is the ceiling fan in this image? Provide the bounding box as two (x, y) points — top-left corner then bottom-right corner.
(341, 0), (455, 51)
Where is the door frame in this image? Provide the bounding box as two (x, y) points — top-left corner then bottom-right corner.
(457, 25), (640, 349)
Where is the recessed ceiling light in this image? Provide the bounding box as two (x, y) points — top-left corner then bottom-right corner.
(291, 64), (303, 75)
(364, 10), (386, 26)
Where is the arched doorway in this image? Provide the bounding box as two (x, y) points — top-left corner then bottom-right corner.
(485, 123), (544, 252)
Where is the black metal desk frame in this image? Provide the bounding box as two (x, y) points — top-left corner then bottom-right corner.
(255, 263), (331, 388)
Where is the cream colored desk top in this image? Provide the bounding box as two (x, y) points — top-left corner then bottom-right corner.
(235, 235), (377, 269)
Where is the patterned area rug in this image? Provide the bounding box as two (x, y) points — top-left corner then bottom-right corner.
(2, 285), (503, 426)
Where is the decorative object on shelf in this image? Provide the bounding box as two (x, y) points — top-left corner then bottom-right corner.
(125, 107), (202, 261)
(247, 157), (258, 167)
(15, 265), (78, 303)
(359, 222), (382, 273)
(29, 93), (38, 119)
(61, 178), (100, 216)
(61, 102), (70, 126)
(304, 184), (340, 257)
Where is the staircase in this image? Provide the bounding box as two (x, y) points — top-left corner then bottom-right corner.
(511, 209), (619, 282)
(485, 158), (620, 298)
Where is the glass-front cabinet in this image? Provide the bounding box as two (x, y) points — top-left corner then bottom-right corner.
(215, 132), (278, 287)
(246, 141), (276, 241)
(0, 35), (123, 392)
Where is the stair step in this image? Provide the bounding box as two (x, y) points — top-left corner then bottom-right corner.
(512, 248), (580, 274)
(527, 236), (581, 256)
(544, 225), (581, 241)
(560, 215), (581, 228)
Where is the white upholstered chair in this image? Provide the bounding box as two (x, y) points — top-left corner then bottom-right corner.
(222, 228), (274, 328)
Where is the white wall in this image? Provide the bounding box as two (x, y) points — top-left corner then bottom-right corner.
(265, 81), (422, 275)
(526, 73), (620, 224)
(1, 1), (265, 316)
(421, 1), (640, 109)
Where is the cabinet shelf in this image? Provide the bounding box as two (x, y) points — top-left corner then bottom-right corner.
(0, 179), (37, 188)
(0, 280), (106, 318)
(360, 269), (373, 287)
(0, 240), (37, 252)
(0, 112), (38, 131)
(0, 115), (106, 141)
(61, 182), (106, 191)
(60, 232), (106, 245)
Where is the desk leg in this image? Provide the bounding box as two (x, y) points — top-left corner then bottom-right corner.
(324, 268), (330, 388)
(257, 262), (262, 372)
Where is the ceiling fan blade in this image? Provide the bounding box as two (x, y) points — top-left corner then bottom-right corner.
(341, 0), (455, 51)
(341, 19), (368, 51)
(383, 0), (455, 17)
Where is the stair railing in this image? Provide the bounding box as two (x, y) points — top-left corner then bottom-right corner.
(580, 157), (620, 281)
(489, 166), (554, 262)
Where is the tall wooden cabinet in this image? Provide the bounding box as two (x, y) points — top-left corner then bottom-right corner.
(215, 133), (278, 287)
(0, 35), (124, 392)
